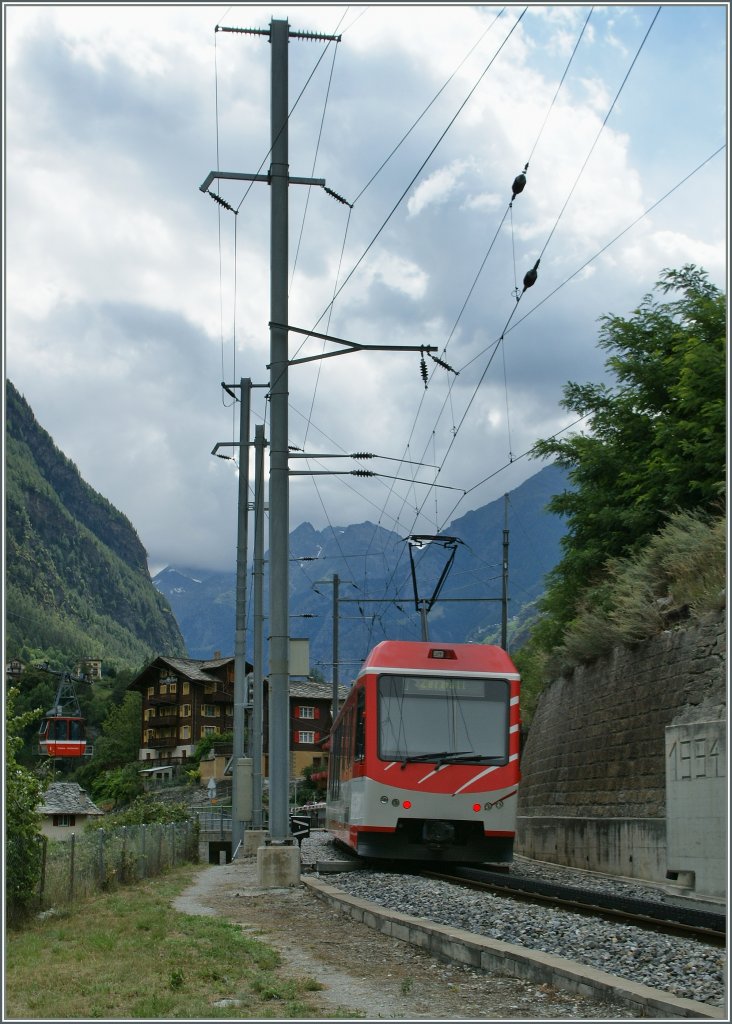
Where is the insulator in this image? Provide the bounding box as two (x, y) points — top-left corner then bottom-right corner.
(420, 357), (428, 388)
(350, 452), (375, 460)
(431, 355), (457, 374)
(209, 191), (236, 213)
(324, 186), (353, 208)
(511, 172), (526, 200)
(523, 258), (540, 291)
(352, 469), (375, 477)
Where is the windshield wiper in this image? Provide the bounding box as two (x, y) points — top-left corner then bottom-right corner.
(440, 752), (505, 765)
(400, 750), (472, 769)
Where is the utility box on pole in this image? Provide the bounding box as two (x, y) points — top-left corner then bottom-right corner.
(233, 757), (253, 822)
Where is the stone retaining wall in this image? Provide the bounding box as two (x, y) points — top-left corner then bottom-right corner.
(516, 611), (726, 884)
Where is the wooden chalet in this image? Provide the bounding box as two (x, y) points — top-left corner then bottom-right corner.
(128, 656), (350, 779)
(128, 656), (243, 764)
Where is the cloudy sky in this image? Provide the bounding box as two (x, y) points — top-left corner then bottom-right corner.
(4, 3), (727, 575)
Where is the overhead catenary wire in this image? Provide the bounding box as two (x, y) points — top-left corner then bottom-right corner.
(210, 10), (721, 653)
(398, 5), (665, 537)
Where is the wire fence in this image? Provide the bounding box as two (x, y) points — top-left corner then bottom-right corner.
(37, 821), (199, 910)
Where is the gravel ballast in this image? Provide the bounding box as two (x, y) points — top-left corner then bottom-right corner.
(302, 832), (726, 1008)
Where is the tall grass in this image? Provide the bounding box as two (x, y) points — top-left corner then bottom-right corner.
(551, 509), (726, 675)
(5, 865), (346, 1019)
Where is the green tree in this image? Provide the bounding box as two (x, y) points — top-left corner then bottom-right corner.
(74, 691), (142, 796)
(531, 265), (725, 648)
(5, 689), (47, 918)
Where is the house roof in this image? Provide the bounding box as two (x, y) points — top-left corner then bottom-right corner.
(129, 655), (252, 690)
(287, 679), (350, 701)
(39, 782), (104, 817)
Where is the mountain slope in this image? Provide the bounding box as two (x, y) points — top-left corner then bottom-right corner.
(155, 464), (569, 675)
(5, 380), (186, 667)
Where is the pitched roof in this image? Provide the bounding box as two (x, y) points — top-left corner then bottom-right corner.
(39, 782), (104, 817)
(287, 679), (350, 700)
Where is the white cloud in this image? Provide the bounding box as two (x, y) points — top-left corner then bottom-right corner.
(3, 3), (726, 575)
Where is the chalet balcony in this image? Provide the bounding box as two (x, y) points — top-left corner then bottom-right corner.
(145, 734), (178, 749)
(201, 688), (233, 703)
(147, 692), (179, 706)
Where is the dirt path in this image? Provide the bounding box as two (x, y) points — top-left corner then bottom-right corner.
(173, 858), (631, 1020)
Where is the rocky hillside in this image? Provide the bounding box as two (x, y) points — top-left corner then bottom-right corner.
(5, 380), (186, 668)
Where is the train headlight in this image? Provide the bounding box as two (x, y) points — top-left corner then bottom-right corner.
(380, 795), (388, 804)
(484, 801), (493, 810)
(391, 798), (400, 807)
(403, 800), (412, 810)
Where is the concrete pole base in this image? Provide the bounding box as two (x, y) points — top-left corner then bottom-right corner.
(257, 843), (301, 887)
(242, 829), (270, 857)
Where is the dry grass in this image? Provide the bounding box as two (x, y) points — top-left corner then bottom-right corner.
(4, 864), (338, 1019)
(552, 509), (725, 672)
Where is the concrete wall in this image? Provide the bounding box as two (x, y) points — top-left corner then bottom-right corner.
(516, 610), (726, 889)
(665, 718), (727, 901)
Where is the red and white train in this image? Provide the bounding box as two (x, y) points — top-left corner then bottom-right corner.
(326, 640), (521, 864)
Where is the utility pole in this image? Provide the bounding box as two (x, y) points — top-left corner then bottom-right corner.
(232, 377), (251, 858)
(501, 493), (510, 651)
(267, 18), (292, 850)
(331, 573), (339, 722)
(251, 423), (267, 830)
(315, 573), (345, 721)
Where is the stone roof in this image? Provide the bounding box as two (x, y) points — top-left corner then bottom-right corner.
(39, 782), (104, 817)
(287, 679), (350, 701)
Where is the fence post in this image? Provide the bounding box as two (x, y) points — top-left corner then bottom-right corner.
(38, 835), (48, 909)
(121, 827), (127, 883)
(98, 828), (106, 887)
(69, 833), (76, 902)
(158, 823), (163, 874)
(141, 824), (147, 878)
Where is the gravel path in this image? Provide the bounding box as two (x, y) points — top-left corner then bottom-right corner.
(171, 836), (692, 1020)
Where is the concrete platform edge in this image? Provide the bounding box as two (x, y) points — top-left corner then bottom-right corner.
(303, 876), (724, 1020)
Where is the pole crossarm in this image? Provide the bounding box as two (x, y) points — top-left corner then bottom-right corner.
(288, 451), (438, 468)
(200, 170), (326, 194)
(269, 323), (438, 366)
(221, 381), (269, 401)
(289, 469), (465, 492)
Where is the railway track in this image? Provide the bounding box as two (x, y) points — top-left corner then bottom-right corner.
(421, 865), (727, 944)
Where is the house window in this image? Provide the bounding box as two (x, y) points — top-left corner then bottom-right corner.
(144, 708), (155, 721)
(202, 704), (219, 718)
(147, 686), (155, 698)
(182, 681), (190, 695)
(180, 704), (191, 718)
(169, 682), (177, 694)
(297, 731), (315, 744)
(52, 814), (76, 827)
(180, 725), (191, 740)
(297, 706), (315, 719)
(204, 682), (215, 694)
(159, 682), (168, 695)
(201, 726), (218, 737)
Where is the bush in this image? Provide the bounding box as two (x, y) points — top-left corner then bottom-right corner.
(5, 689), (47, 918)
(85, 794), (194, 830)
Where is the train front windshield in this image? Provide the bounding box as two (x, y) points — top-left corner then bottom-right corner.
(378, 674), (509, 762)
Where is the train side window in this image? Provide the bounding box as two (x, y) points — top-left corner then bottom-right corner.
(354, 689), (365, 761)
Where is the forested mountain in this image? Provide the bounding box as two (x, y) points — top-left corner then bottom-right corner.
(154, 463), (569, 677)
(5, 380), (186, 668)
